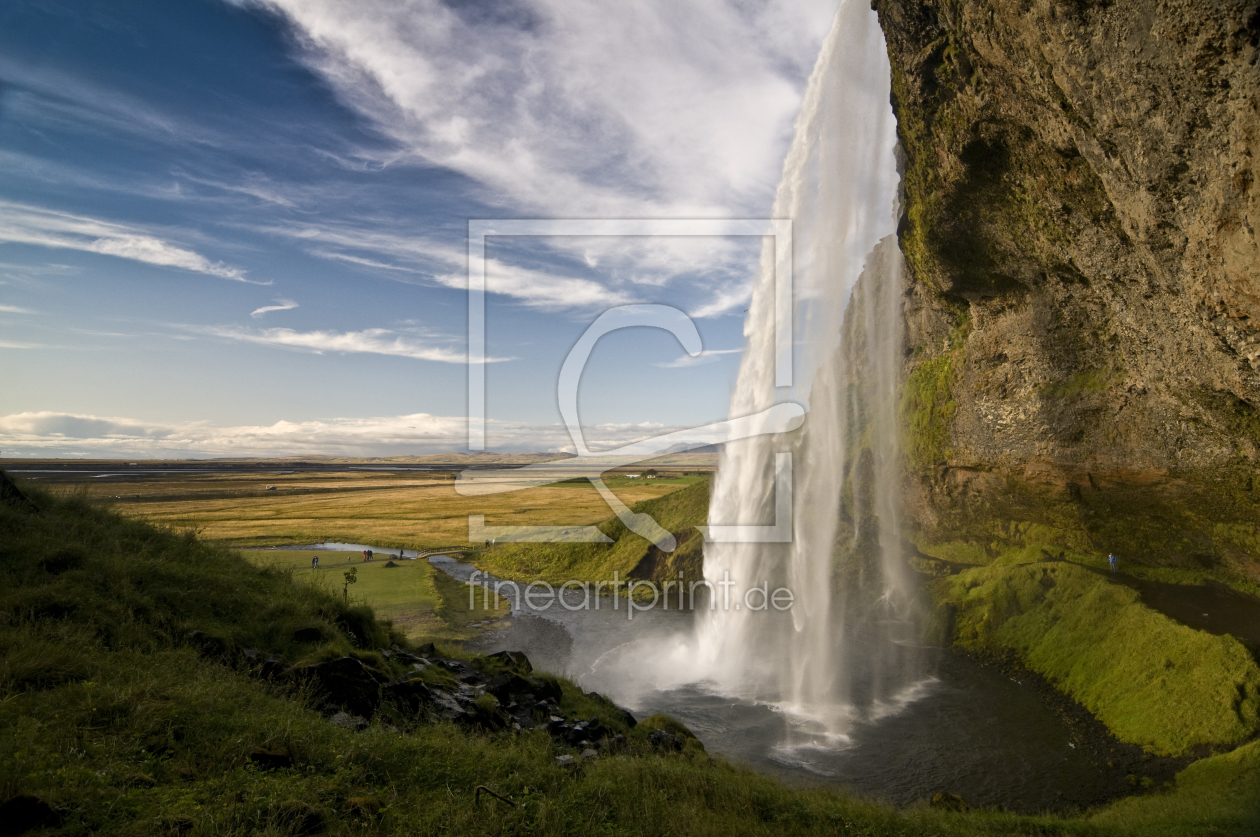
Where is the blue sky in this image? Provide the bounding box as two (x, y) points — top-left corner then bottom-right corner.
(0, 0), (838, 458)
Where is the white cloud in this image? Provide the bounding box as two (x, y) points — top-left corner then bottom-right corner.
(0, 200), (261, 283)
(0, 340), (41, 349)
(655, 348), (742, 368)
(0, 410), (703, 458)
(261, 221), (633, 310)
(187, 324), (510, 364)
(234, 0), (837, 314)
(0, 304), (34, 314)
(250, 299), (299, 318)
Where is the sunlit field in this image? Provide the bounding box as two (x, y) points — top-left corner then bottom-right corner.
(35, 467), (709, 549)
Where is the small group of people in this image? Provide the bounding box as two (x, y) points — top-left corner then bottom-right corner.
(362, 549), (374, 562)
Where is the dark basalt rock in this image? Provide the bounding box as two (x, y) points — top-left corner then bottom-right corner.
(381, 676), (433, 715)
(0, 794), (62, 836)
(247, 746), (293, 770)
(647, 729), (684, 752)
(486, 649), (532, 674)
(291, 626), (324, 643)
(36, 549), (83, 575)
(293, 657), (385, 718)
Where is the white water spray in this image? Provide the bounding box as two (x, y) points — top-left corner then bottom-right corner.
(693, 0), (921, 739)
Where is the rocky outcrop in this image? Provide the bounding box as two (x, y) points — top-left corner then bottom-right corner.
(872, 0), (1260, 578)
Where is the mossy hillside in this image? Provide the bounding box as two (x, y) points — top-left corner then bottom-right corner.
(912, 463), (1260, 595)
(5, 480), (1260, 833)
(940, 559), (1260, 757)
(474, 478), (711, 586)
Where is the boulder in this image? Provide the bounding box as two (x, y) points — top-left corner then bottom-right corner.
(247, 746), (293, 770)
(291, 626), (324, 643)
(0, 794), (61, 835)
(293, 657), (384, 718)
(381, 676), (434, 714)
(486, 649), (533, 674)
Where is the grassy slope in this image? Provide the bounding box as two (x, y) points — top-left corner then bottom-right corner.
(474, 478), (710, 585)
(239, 550), (510, 644)
(4, 483), (1260, 835)
(938, 555), (1260, 757)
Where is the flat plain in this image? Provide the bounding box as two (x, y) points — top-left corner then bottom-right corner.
(26, 466), (706, 549)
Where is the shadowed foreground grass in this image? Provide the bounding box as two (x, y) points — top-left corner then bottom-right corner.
(3, 481), (1259, 835)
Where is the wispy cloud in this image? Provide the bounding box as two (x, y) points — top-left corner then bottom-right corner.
(262, 221), (632, 310)
(250, 299), (299, 318)
(655, 348), (742, 368)
(0, 200), (262, 283)
(237, 0), (834, 219)
(0, 340), (42, 349)
(233, 0), (836, 314)
(187, 324), (511, 364)
(0, 304), (34, 314)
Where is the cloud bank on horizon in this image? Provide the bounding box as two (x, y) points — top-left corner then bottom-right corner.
(0, 410), (696, 459)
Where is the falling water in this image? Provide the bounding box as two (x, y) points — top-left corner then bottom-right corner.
(693, 0), (923, 741)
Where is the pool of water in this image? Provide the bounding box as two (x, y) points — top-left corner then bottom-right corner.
(427, 554), (1117, 813)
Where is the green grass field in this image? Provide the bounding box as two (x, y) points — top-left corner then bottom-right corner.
(4, 477), (1260, 834)
(239, 549), (509, 645)
(58, 469), (703, 550)
(476, 478), (711, 584)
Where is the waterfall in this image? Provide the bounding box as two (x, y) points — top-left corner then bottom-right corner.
(693, 0), (922, 741)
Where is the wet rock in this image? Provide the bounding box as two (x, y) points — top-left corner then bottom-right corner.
(0, 794), (62, 835)
(247, 746), (293, 770)
(293, 657), (384, 718)
(381, 676), (433, 715)
(485, 671), (534, 703)
(291, 626), (324, 643)
(647, 729), (684, 751)
(487, 649), (532, 674)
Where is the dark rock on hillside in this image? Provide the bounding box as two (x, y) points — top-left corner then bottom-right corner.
(247, 746), (293, 770)
(486, 649), (532, 674)
(291, 626), (324, 643)
(871, 0), (1260, 578)
(0, 793), (61, 836)
(293, 657), (386, 718)
(36, 549), (83, 575)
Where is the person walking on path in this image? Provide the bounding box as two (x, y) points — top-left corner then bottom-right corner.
(311, 555), (319, 570)
(1108, 553), (1117, 573)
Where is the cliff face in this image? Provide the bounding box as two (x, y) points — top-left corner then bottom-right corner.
(871, 0), (1260, 580)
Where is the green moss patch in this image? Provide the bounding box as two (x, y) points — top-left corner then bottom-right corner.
(943, 560), (1260, 756)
